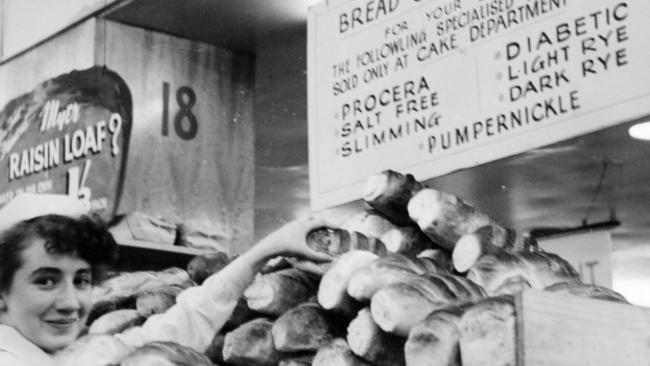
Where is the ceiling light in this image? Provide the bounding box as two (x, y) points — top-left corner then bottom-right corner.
(628, 121), (650, 140)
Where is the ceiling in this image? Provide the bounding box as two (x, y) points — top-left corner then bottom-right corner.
(103, 0), (650, 304)
(105, 0), (315, 54)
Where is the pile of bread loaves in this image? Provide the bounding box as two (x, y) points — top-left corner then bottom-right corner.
(69, 170), (628, 366)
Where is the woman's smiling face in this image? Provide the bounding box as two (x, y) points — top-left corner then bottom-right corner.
(0, 237), (92, 353)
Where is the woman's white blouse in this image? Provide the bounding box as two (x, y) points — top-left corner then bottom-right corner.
(0, 325), (54, 366)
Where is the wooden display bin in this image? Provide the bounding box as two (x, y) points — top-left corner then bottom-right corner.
(515, 290), (650, 366)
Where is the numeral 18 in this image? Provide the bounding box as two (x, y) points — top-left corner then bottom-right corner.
(162, 82), (198, 140)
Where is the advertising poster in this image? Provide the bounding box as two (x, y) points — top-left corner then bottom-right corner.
(0, 66), (132, 219)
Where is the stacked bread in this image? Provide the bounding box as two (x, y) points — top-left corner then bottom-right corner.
(78, 169), (627, 366)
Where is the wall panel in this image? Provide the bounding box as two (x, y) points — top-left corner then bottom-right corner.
(0, 18), (96, 107)
(99, 20), (255, 252)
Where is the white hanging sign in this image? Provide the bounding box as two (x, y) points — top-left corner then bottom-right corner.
(308, 0), (650, 209)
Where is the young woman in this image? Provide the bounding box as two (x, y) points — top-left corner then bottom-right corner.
(0, 213), (332, 366)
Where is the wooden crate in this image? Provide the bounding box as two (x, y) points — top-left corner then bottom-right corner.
(516, 290), (650, 366)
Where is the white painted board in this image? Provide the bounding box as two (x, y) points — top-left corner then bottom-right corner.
(308, 0), (650, 209)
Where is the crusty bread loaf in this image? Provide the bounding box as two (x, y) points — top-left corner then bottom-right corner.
(433, 274), (487, 300)
(186, 251), (231, 284)
(87, 295), (135, 326)
(135, 285), (183, 316)
(405, 304), (469, 366)
(466, 251), (580, 296)
(244, 268), (319, 316)
(458, 296), (516, 366)
(223, 318), (281, 366)
(362, 170), (426, 226)
(89, 267), (193, 326)
(348, 253), (484, 304)
(453, 224), (538, 272)
(544, 282), (629, 303)
(417, 249), (453, 273)
(523, 251), (581, 288)
(341, 209), (398, 241)
(312, 338), (373, 366)
(119, 341), (214, 366)
(407, 188), (498, 251)
(346, 308), (405, 366)
(307, 227), (388, 257)
(318, 250), (378, 312)
(272, 303), (335, 352)
(346, 254), (428, 302)
(370, 281), (439, 336)
(380, 225), (442, 256)
(370, 274), (485, 336)
(120, 342), (211, 366)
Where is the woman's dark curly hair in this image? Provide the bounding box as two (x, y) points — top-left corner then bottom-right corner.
(0, 214), (119, 292)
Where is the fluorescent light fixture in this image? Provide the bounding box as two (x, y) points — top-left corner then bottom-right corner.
(628, 121), (650, 140)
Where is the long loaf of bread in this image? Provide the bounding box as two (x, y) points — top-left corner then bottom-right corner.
(380, 225), (441, 256)
(407, 188), (498, 251)
(244, 268), (319, 316)
(222, 318), (281, 366)
(370, 274), (485, 336)
(452, 224), (538, 272)
(90, 267), (194, 323)
(307, 227), (388, 257)
(370, 281), (441, 337)
(544, 282), (629, 303)
(272, 303), (335, 352)
(458, 296), (516, 366)
(404, 304), (469, 366)
(466, 251), (580, 296)
(186, 251), (231, 285)
(346, 254), (433, 302)
(135, 285), (183, 316)
(346, 308), (406, 366)
(363, 170), (426, 226)
(312, 339), (373, 366)
(341, 209), (398, 241)
(120, 341), (214, 366)
(318, 250), (379, 313)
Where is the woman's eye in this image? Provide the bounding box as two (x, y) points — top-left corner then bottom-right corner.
(75, 275), (92, 289)
(34, 277), (57, 289)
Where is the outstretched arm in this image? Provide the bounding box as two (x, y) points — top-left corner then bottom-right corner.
(114, 217), (333, 351)
(241, 217), (333, 270)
